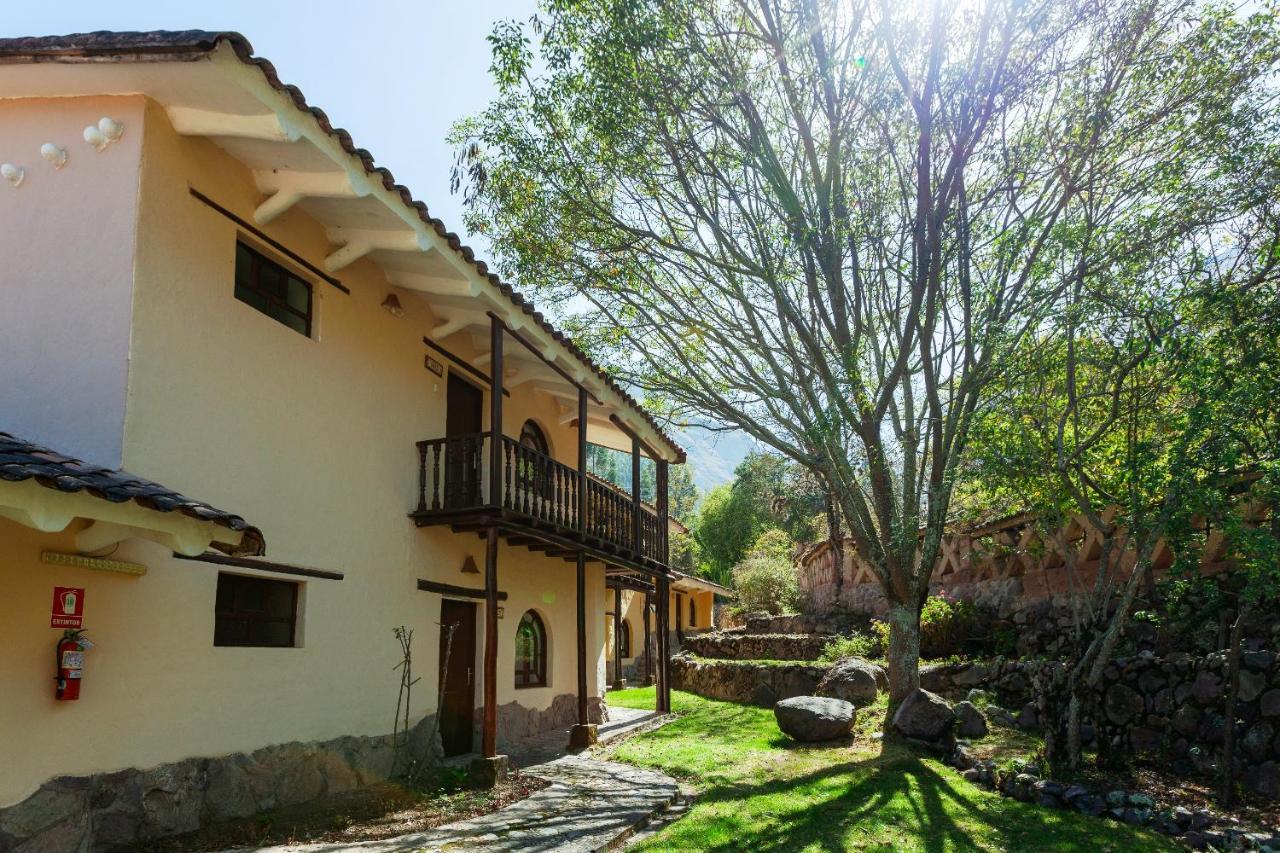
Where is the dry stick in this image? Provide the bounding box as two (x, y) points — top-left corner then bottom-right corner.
(1220, 606), (1247, 807)
(411, 623), (456, 786)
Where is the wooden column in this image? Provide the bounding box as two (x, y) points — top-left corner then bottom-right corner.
(481, 315), (503, 758)
(488, 316), (504, 504)
(482, 526), (499, 757)
(657, 459), (669, 564)
(612, 584), (623, 689)
(643, 591), (653, 685)
(656, 575), (671, 712)
(631, 437), (642, 553)
(575, 552), (588, 726)
(577, 386), (587, 531)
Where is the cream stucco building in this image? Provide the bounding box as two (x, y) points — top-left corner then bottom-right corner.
(0, 30), (690, 850)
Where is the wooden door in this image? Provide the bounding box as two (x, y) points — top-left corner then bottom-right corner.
(438, 599), (477, 757)
(445, 374), (485, 507)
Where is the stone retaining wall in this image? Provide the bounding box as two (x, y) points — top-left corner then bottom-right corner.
(922, 653), (1280, 797)
(0, 714), (440, 852)
(669, 653), (826, 707)
(0, 693), (604, 851)
(682, 632), (830, 662)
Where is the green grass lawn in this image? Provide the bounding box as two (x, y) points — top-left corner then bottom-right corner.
(604, 687), (1176, 852)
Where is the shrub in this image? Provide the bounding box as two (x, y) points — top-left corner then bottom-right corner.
(918, 593), (978, 659)
(731, 553), (800, 615)
(817, 630), (882, 664)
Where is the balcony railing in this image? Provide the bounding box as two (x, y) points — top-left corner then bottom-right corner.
(415, 433), (667, 565)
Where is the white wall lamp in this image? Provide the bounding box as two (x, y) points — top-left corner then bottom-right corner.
(1, 163), (23, 187)
(84, 117), (125, 152)
(40, 143), (67, 169)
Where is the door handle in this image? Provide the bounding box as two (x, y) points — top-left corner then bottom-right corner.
(467, 667), (472, 685)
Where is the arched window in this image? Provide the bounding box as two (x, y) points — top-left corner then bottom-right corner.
(519, 419), (549, 455)
(689, 598), (697, 628)
(514, 610), (547, 688)
(619, 618), (631, 658)
(517, 420), (551, 499)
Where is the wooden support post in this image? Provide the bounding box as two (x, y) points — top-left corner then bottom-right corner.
(657, 459), (669, 564)
(577, 387), (587, 531)
(489, 316), (503, 504)
(612, 584), (623, 689)
(568, 551), (597, 749)
(576, 553), (588, 724)
(631, 437), (642, 553)
(482, 525), (499, 757)
(656, 575), (671, 712)
(643, 591), (653, 686)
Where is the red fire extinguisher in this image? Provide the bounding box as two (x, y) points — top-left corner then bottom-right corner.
(55, 630), (89, 701)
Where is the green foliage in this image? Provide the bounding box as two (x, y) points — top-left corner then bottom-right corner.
(919, 594), (979, 660)
(692, 453), (828, 584)
(817, 631), (882, 664)
(606, 687), (1176, 851)
(730, 529), (802, 614)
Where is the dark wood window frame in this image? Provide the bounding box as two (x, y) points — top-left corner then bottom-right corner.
(234, 239), (314, 337)
(514, 609), (547, 688)
(619, 617), (631, 658)
(214, 572), (299, 648)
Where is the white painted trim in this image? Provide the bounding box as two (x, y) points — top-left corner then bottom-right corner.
(0, 479), (243, 557)
(167, 106), (301, 142)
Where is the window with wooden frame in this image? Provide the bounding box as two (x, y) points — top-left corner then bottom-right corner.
(214, 572), (299, 647)
(619, 618), (631, 658)
(514, 609), (547, 688)
(234, 241), (313, 336)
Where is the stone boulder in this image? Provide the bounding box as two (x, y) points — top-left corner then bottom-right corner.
(954, 701), (989, 739)
(892, 689), (956, 743)
(774, 696), (856, 742)
(815, 658), (888, 705)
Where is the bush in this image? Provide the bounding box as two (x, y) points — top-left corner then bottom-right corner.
(918, 593), (978, 659)
(731, 554), (800, 615)
(817, 630), (882, 664)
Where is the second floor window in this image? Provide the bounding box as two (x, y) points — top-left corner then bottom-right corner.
(235, 241), (313, 336)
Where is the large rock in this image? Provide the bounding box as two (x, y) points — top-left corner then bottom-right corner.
(816, 658), (887, 705)
(1105, 683), (1144, 725)
(774, 696), (856, 742)
(954, 701), (989, 738)
(893, 689), (956, 743)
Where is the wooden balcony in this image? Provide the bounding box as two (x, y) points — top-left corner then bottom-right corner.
(412, 432), (669, 573)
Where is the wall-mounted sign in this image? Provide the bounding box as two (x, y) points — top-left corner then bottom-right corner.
(51, 587), (84, 629)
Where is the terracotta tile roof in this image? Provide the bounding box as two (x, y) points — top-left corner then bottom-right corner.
(0, 30), (685, 463)
(0, 431), (264, 555)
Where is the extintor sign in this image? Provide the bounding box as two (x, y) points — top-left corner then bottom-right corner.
(51, 587), (84, 629)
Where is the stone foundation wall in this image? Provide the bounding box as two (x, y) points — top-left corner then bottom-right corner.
(0, 714), (441, 852)
(669, 653), (825, 707)
(922, 653), (1280, 798)
(0, 692), (603, 852)
(481, 693), (609, 753)
(682, 632), (830, 662)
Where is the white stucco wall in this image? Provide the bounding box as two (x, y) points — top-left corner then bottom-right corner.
(0, 97), (144, 467)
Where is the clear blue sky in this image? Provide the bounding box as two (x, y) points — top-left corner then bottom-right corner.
(3, 0), (752, 491)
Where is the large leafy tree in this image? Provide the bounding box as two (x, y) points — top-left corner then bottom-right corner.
(454, 0), (1279, 707)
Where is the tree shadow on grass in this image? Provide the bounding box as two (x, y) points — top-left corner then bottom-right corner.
(653, 746), (1166, 853)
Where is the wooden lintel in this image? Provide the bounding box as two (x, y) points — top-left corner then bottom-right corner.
(175, 551), (344, 581)
(416, 578), (508, 601)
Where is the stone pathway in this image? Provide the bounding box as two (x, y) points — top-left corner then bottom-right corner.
(241, 707), (678, 852)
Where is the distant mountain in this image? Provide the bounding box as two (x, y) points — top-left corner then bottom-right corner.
(676, 425), (755, 494)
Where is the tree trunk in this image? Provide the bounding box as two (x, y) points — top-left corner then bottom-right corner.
(884, 601), (922, 728)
